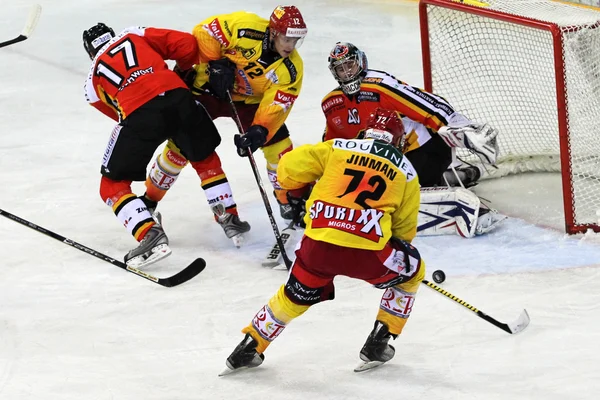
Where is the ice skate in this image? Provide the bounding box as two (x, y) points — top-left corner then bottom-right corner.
(212, 202), (250, 248)
(139, 194), (162, 226)
(354, 321), (396, 372)
(124, 224), (171, 268)
(219, 334), (265, 376)
(475, 207), (507, 235)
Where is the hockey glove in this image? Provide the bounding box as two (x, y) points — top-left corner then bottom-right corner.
(438, 123), (500, 165)
(173, 64), (197, 89)
(286, 184), (313, 228)
(234, 125), (268, 157)
(373, 237), (421, 289)
(207, 58), (237, 100)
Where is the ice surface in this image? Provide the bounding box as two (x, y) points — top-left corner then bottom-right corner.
(1, 1), (600, 399)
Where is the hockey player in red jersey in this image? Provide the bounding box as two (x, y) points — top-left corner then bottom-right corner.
(143, 5), (308, 222)
(321, 42), (505, 238)
(221, 108), (425, 374)
(83, 23), (248, 267)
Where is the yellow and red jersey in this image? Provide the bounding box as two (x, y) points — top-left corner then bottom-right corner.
(189, 11), (304, 141)
(84, 27), (198, 121)
(321, 69), (455, 153)
(277, 138), (421, 250)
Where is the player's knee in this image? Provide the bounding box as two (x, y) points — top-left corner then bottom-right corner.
(284, 272), (335, 306)
(147, 146), (187, 191)
(379, 286), (417, 319)
(99, 176), (132, 205)
(190, 152), (223, 178)
(262, 136), (293, 165)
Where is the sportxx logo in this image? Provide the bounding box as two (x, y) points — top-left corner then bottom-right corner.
(204, 18), (230, 47)
(309, 200), (384, 242)
(273, 90), (298, 112)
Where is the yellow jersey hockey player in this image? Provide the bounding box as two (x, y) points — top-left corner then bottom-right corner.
(221, 108), (426, 375)
(142, 5), (308, 232)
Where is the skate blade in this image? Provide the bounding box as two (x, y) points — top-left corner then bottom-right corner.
(354, 360), (385, 372)
(231, 234), (245, 248)
(218, 366), (238, 376)
(126, 244), (172, 268)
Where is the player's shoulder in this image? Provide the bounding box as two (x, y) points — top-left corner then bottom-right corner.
(112, 26), (147, 41)
(272, 52), (303, 85)
(200, 11), (267, 32)
(362, 69), (406, 90)
(320, 88), (346, 111)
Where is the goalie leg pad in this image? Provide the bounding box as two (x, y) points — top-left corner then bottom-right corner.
(418, 187), (506, 237)
(418, 187), (480, 238)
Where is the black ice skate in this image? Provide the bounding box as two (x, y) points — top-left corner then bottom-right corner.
(354, 320), (397, 372)
(219, 334), (265, 376)
(212, 202), (250, 248)
(124, 224), (171, 268)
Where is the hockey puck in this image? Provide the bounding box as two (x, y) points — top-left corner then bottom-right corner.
(432, 270), (446, 284)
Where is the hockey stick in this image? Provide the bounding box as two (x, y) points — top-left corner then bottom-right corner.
(0, 4), (42, 49)
(262, 219), (301, 267)
(422, 279), (530, 334)
(226, 91), (293, 270)
(0, 208), (205, 287)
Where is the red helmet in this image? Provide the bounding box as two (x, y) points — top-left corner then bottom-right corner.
(364, 108), (406, 148)
(269, 6), (307, 39)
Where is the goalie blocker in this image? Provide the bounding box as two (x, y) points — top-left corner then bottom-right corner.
(418, 187), (506, 238)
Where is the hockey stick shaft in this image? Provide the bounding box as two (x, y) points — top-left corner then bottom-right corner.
(226, 91), (293, 270)
(0, 208), (205, 287)
(0, 5), (42, 49)
(422, 279), (530, 334)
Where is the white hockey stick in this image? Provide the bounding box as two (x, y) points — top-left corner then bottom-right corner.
(0, 4), (42, 49)
(261, 220), (302, 267)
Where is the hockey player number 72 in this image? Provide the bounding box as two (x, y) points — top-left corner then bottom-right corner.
(337, 168), (386, 209)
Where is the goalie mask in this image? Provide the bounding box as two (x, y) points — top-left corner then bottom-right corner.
(364, 108), (406, 148)
(328, 42), (368, 96)
(83, 23), (115, 60)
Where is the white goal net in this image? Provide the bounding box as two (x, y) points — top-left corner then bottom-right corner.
(420, 0), (600, 233)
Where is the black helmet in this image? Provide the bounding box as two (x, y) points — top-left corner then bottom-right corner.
(83, 23), (115, 60)
(328, 42), (368, 95)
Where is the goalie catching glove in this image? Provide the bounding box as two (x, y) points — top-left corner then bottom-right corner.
(438, 112), (500, 165)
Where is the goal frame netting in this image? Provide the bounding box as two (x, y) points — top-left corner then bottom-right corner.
(419, 0), (600, 234)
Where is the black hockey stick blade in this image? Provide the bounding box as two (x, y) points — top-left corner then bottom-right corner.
(422, 279), (530, 334)
(137, 257), (206, 287)
(0, 5), (42, 49)
(0, 207), (205, 287)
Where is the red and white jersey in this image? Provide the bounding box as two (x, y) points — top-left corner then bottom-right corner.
(84, 26), (199, 121)
(321, 69), (456, 153)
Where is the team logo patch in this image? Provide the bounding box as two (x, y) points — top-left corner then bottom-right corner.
(241, 48), (256, 59)
(273, 6), (286, 19)
(238, 29), (264, 40)
(309, 200), (384, 242)
(204, 18), (230, 47)
(272, 90), (298, 112)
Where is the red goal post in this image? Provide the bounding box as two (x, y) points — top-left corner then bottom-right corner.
(419, 0), (600, 234)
